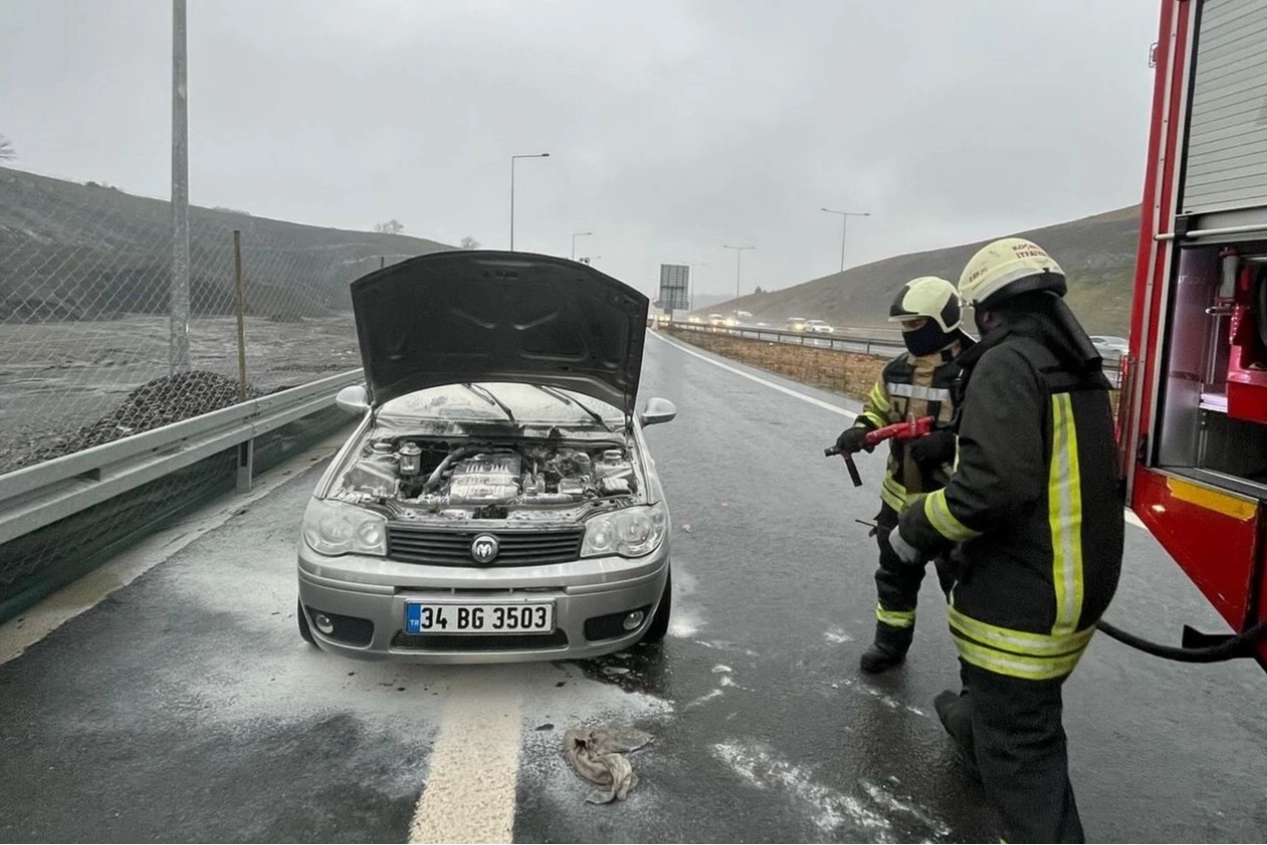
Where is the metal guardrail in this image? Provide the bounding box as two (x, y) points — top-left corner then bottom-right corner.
(0, 369), (363, 546)
(660, 320), (1123, 388)
(665, 320), (908, 356)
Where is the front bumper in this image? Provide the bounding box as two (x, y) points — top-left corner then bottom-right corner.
(296, 540), (670, 664)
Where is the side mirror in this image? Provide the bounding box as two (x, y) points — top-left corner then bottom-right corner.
(336, 384), (370, 415)
(638, 397), (677, 427)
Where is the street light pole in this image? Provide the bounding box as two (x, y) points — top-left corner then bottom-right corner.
(169, 0), (191, 375)
(571, 231), (592, 261)
(821, 208), (870, 273)
(722, 245), (755, 299)
(681, 261), (707, 312)
(510, 153), (550, 251)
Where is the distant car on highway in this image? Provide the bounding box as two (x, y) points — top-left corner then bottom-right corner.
(804, 320), (835, 334)
(297, 250), (677, 664)
(1090, 335), (1129, 358)
(708, 313), (727, 326)
(687, 315), (703, 324)
(786, 317), (808, 332)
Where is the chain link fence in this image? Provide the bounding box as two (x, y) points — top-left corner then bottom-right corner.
(0, 165), (451, 476)
(0, 164), (452, 618)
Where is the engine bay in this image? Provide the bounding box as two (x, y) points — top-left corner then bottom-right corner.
(332, 436), (641, 517)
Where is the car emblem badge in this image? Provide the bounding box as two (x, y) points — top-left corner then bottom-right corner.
(471, 534), (500, 564)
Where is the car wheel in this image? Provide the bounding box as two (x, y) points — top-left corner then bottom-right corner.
(297, 598), (316, 646)
(641, 569), (672, 643)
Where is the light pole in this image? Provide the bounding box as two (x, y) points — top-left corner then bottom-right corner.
(681, 261), (707, 312)
(510, 153), (550, 251)
(722, 245), (755, 299)
(571, 231), (592, 261)
(170, 0), (191, 375)
(821, 208), (870, 273)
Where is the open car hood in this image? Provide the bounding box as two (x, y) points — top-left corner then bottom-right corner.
(350, 251), (649, 417)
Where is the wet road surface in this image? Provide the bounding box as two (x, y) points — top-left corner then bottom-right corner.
(1, 330), (1264, 842)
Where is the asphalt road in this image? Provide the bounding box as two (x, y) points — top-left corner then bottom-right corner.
(1, 330), (1264, 843)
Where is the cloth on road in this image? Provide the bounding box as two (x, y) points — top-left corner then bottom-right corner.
(563, 725), (653, 804)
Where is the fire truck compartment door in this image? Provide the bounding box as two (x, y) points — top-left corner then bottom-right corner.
(1181, 0), (1267, 228)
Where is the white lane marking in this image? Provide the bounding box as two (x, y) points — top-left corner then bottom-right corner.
(0, 430), (350, 666)
(652, 330), (1150, 532)
(409, 674), (522, 844)
(647, 330), (857, 420)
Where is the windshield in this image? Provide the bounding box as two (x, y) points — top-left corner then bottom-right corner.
(378, 382), (623, 427)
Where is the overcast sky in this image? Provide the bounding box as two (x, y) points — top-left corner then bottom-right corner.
(1, 0), (1160, 299)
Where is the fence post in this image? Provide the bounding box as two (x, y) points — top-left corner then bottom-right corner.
(233, 229), (247, 402)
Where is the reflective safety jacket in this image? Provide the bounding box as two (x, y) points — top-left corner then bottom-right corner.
(898, 319), (1124, 681)
(855, 334), (971, 513)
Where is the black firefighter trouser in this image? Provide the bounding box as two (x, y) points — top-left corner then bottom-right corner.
(871, 503), (955, 654)
(936, 660), (1085, 844)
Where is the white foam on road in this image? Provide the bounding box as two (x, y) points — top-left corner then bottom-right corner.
(860, 779), (951, 839)
(824, 626), (855, 644)
(712, 741), (953, 842)
(834, 677), (929, 718)
(712, 741), (893, 839)
(0, 430), (349, 666)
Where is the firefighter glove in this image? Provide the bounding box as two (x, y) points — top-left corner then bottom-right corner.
(836, 426), (871, 454)
(888, 526), (923, 565)
(909, 428), (956, 469)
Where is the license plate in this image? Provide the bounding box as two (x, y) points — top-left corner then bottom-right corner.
(404, 602), (554, 635)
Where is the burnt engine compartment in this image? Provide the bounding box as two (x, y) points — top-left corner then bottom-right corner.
(334, 437), (639, 515)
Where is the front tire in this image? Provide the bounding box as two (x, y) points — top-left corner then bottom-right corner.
(297, 598), (316, 646)
(641, 569), (672, 643)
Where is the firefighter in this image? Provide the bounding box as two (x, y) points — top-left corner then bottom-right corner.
(835, 276), (973, 673)
(889, 238), (1124, 843)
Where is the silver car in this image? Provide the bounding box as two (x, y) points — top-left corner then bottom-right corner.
(297, 251), (677, 663)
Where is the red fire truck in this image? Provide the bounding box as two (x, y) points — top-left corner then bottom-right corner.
(1121, 0), (1267, 667)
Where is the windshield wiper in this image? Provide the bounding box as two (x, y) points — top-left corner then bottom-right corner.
(534, 384), (612, 432)
(461, 383), (516, 424)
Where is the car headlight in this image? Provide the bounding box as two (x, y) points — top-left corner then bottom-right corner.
(302, 499), (387, 556)
(582, 503), (668, 558)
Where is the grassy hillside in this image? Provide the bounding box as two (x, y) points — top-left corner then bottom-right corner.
(0, 166), (453, 322)
(710, 205), (1141, 336)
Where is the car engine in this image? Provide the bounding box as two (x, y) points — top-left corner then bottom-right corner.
(333, 439), (639, 514)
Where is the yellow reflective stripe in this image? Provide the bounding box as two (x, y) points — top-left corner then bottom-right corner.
(1048, 393), (1085, 636)
(876, 604), (915, 628)
(881, 475), (910, 511)
(862, 411), (888, 429)
(924, 489), (982, 542)
(953, 636), (1085, 681)
(869, 380), (891, 414)
(880, 486), (906, 512)
(948, 606), (1094, 657)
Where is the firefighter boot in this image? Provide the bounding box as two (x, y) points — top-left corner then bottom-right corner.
(859, 621), (913, 673)
(934, 689), (983, 783)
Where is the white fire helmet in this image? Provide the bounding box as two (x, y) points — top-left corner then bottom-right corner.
(959, 238), (1067, 309)
(888, 276), (961, 333)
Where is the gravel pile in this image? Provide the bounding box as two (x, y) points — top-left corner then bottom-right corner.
(0, 371), (260, 475)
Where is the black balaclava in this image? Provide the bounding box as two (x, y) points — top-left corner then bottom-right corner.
(903, 320), (955, 356)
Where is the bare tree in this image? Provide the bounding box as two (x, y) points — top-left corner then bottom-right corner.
(373, 219), (404, 235)
(459, 236), (481, 250)
(0, 134), (16, 161)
